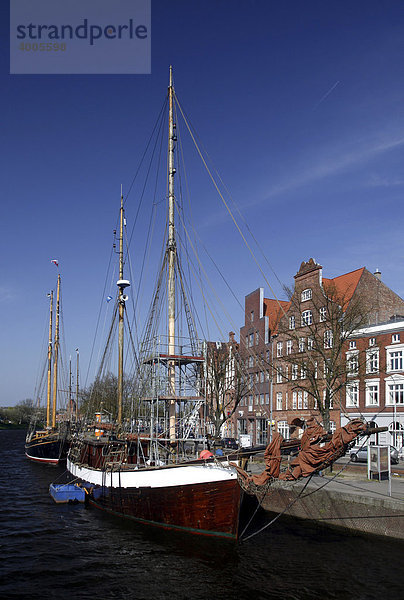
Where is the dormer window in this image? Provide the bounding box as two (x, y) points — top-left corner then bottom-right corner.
(369, 337), (376, 346)
(301, 288), (312, 302)
(349, 341), (357, 349)
(392, 333), (400, 344)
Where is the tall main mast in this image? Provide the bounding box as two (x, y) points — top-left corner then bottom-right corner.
(168, 66), (176, 444)
(46, 290), (53, 428)
(117, 190), (129, 425)
(52, 274), (60, 429)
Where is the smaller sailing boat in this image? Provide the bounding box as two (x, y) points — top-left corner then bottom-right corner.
(25, 275), (71, 464)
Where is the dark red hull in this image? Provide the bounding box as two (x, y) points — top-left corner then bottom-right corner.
(88, 478), (242, 539)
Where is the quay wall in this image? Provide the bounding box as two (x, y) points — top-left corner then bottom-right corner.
(259, 477), (404, 540)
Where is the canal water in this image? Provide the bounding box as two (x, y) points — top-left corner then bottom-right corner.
(1, 429), (403, 600)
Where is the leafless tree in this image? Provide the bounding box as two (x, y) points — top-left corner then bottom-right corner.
(205, 339), (249, 439)
(276, 283), (372, 431)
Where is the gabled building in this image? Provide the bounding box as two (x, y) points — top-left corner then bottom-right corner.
(237, 259), (404, 449)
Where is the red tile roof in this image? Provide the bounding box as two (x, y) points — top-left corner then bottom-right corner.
(263, 267), (365, 328)
(264, 298), (290, 333)
(323, 267), (365, 309)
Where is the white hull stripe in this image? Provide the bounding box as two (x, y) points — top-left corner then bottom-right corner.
(67, 458), (238, 489)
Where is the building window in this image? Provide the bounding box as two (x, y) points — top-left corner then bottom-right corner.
(292, 392), (297, 410)
(366, 349), (379, 374)
(248, 355), (254, 368)
(392, 334), (400, 344)
(289, 315), (296, 330)
(301, 365), (306, 379)
(319, 307), (327, 322)
(265, 393), (269, 404)
(349, 341), (357, 349)
(255, 331), (259, 346)
(276, 367), (283, 384)
(249, 333), (253, 347)
(307, 337), (314, 351)
(260, 371), (264, 383)
(365, 381), (379, 406)
(346, 381), (359, 407)
(297, 391), (303, 409)
(301, 288), (312, 302)
(329, 421), (336, 434)
(369, 337), (376, 347)
(276, 392), (282, 410)
(386, 380), (404, 405)
(292, 364), (298, 380)
(286, 340), (292, 355)
(347, 351), (359, 375)
(388, 350), (403, 372)
(266, 370), (270, 381)
(299, 338), (305, 353)
(301, 310), (313, 326)
(303, 391), (308, 409)
(260, 394), (265, 405)
(324, 330), (333, 349)
(314, 361), (318, 379)
(250, 311), (254, 322)
(276, 341), (283, 357)
(277, 421), (290, 438)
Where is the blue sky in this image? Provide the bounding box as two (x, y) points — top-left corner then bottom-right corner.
(1, 0), (404, 406)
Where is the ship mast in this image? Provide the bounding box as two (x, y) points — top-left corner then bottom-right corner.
(117, 189), (129, 425)
(46, 290), (53, 428)
(52, 274), (60, 429)
(168, 66), (177, 444)
(76, 348), (79, 421)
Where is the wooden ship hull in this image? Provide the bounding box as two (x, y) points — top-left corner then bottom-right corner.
(88, 478), (241, 538)
(67, 439), (243, 538)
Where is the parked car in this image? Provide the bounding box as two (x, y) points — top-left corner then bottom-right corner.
(221, 437), (238, 450)
(350, 445), (399, 465)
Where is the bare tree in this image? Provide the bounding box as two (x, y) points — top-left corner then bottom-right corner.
(205, 337), (249, 439)
(276, 283), (372, 431)
(79, 373), (135, 421)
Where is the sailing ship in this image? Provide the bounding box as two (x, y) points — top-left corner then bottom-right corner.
(67, 67), (243, 538)
(25, 274), (72, 464)
(66, 68), (382, 539)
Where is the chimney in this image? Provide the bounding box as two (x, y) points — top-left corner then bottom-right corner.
(229, 331), (235, 343)
(374, 268), (381, 281)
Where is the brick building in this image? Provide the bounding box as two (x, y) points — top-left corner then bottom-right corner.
(342, 318), (404, 449)
(237, 259), (404, 449)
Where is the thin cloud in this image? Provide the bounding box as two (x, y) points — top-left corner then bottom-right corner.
(262, 134), (404, 202)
